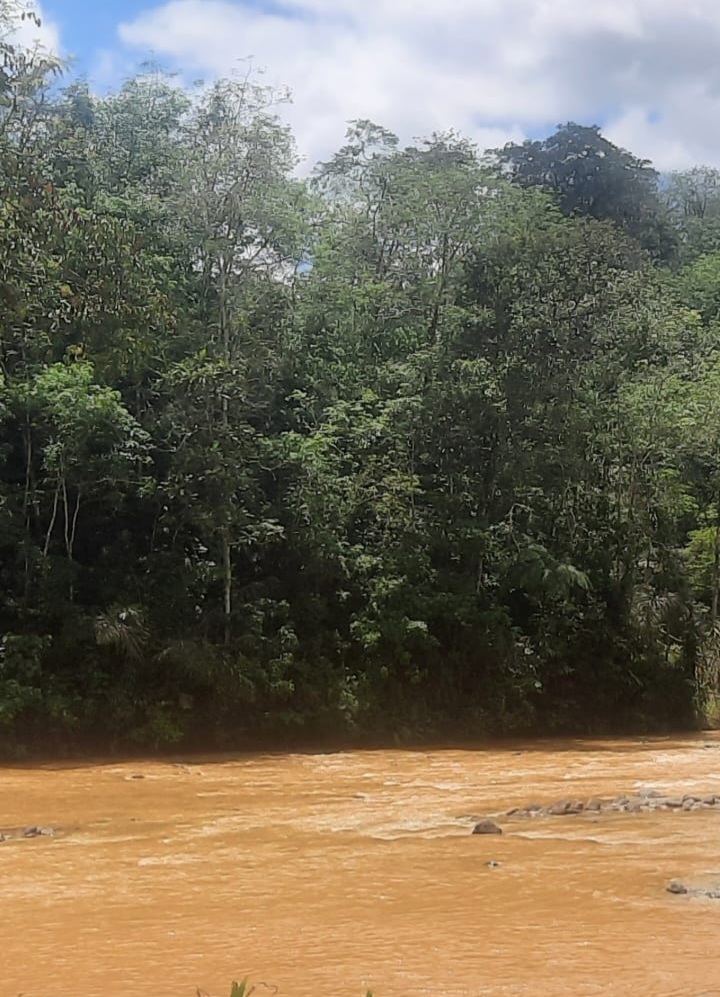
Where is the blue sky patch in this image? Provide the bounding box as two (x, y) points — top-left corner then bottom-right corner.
(44, 0), (148, 71)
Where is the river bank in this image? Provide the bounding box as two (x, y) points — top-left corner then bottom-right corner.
(0, 710), (711, 762)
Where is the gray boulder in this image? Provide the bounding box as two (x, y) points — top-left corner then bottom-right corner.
(472, 819), (503, 835)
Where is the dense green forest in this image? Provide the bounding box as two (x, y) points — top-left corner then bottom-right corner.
(3, 2), (720, 752)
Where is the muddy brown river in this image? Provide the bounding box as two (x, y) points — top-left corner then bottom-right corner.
(2, 735), (720, 997)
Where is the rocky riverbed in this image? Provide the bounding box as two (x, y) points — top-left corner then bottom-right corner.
(466, 787), (720, 900)
(0, 825), (56, 842)
(465, 789), (720, 833)
(504, 790), (720, 817)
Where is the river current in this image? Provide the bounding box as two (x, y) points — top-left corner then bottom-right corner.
(2, 735), (720, 996)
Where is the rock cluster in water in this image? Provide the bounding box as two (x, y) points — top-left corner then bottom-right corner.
(466, 790), (720, 835)
(0, 825), (55, 843)
(667, 879), (720, 900)
(504, 791), (720, 818)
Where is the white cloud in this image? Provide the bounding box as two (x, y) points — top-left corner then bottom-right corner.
(116, 0), (720, 171)
(88, 47), (140, 89)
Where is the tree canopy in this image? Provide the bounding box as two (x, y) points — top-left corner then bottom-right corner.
(1, 5), (719, 751)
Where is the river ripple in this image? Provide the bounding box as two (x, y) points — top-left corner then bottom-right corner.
(2, 734), (720, 997)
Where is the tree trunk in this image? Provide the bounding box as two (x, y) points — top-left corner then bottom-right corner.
(43, 478), (61, 557)
(222, 523), (232, 645)
(219, 256), (232, 643)
(712, 508), (720, 628)
(22, 415), (33, 606)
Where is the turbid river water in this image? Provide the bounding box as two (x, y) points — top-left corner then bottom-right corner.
(2, 735), (720, 997)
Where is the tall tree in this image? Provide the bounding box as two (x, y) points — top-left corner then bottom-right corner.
(160, 77), (303, 644)
(494, 123), (671, 257)
(664, 167), (720, 263)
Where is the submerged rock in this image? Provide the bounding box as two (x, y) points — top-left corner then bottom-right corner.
(667, 879), (720, 899)
(547, 800), (572, 816)
(22, 826), (54, 838)
(624, 799), (644, 813)
(472, 819), (503, 835)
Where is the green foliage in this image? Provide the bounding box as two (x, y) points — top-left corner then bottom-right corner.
(663, 167), (720, 263)
(494, 122), (673, 259)
(0, 6), (718, 751)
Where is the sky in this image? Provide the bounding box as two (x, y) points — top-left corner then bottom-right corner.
(19, 0), (720, 172)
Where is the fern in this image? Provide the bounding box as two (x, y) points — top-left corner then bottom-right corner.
(94, 604), (148, 662)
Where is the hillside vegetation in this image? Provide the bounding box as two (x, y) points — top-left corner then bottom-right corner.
(2, 3), (720, 751)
